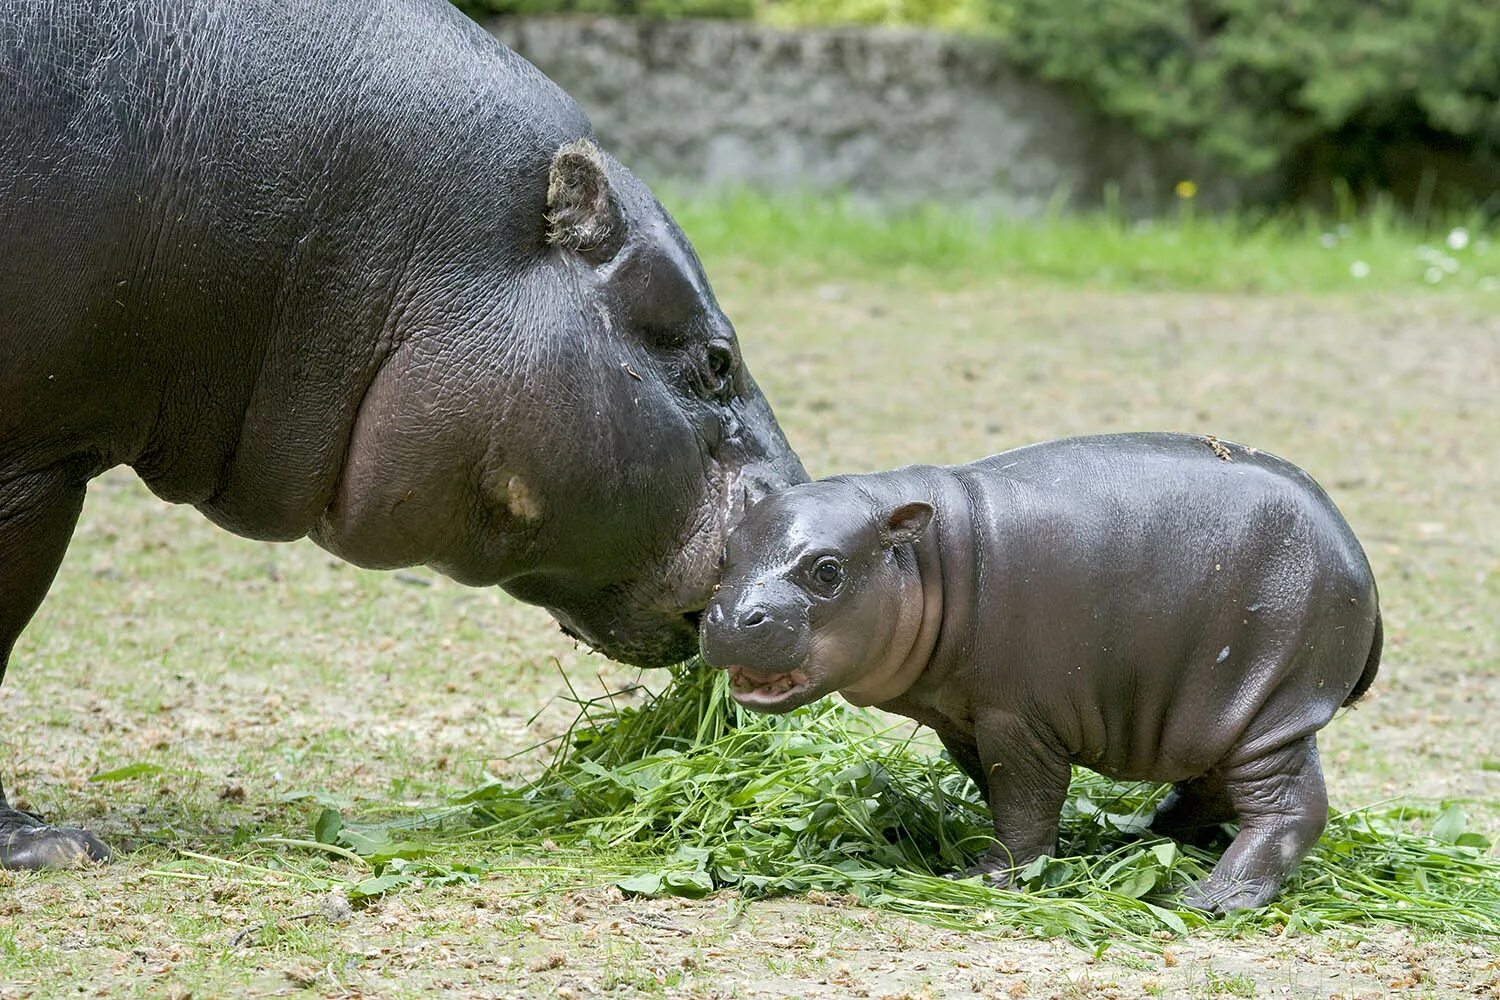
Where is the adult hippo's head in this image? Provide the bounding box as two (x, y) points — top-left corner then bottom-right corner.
(313, 136), (805, 668)
(494, 140), (809, 664)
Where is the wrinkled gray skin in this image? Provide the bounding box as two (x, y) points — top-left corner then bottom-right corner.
(702, 433), (1381, 914)
(0, 0), (804, 869)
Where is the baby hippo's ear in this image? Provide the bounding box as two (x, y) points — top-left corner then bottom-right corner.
(880, 501), (934, 548)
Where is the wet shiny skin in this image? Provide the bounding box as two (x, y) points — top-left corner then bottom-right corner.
(0, 0), (804, 869)
(701, 433), (1381, 914)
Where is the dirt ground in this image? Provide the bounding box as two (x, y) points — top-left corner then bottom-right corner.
(2, 274), (1498, 997)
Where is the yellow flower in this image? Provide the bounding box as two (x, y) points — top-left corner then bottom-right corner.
(1175, 180), (1198, 200)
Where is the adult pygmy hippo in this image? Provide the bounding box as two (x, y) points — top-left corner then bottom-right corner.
(0, 0), (803, 869)
(701, 433), (1381, 913)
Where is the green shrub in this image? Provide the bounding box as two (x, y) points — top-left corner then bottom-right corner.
(997, 0), (1500, 206)
(757, 0), (991, 32)
(456, 0), (1500, 207)
(454, 0), (753, 18)
(459, 0), (984, 26)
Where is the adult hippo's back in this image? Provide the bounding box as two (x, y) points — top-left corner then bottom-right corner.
(0, 0), (804, 868)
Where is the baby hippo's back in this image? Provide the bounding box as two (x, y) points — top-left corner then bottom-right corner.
(932, 432), (1379, 781)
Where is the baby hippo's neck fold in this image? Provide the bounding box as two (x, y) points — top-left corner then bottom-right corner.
(838, 468), (969, 707)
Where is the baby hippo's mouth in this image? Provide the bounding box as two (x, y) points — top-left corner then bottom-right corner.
(725, 665), (815, 712)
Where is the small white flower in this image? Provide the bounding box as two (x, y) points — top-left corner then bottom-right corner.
(1425, 265), (1444, 284)
(1440, 255), (1460, 273)
(1479, 276), (1499, 293)
(1320, 232), (1338, 249)
(1447, 227), (1470, 251)
(1416, 244), (1439, 262)
(1349, 260), (1370, 279)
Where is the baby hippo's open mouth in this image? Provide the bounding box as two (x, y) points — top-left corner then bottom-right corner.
(724, 665), (815, 711)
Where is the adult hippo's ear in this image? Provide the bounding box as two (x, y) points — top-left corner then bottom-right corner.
(880, 502), (934, 548)
(545, 138), (622, 262)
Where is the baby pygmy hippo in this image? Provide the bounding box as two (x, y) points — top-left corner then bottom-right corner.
(699, 432), (1380, 914)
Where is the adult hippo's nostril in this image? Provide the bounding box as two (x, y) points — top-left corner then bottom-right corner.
(741, 608), (767, 628)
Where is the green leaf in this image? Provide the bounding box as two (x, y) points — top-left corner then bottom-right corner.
(1112, 865), (1159, 899)
(1017, 855), (1077, 889)
(314, 807), (343, 846)
(833, 763), (871, 785)
(1016, 855), (1050, 882)
(346, 873), (411, 901)
(616, 872), (665, 896)
(88, 762), (165, 782)
(663, 869), (715, 898)
(1143, 902), (1190, 937)
(337, 827), (431, 863)
(1432, 804), (1466, 844)
(1149, 841), (1180, 868)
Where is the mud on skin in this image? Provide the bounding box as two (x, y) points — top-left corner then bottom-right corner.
(701, 432), (1381, 914)
(0, 0), (804, 868)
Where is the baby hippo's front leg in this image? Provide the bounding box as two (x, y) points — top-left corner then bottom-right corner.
(955, 713), (1073, 886)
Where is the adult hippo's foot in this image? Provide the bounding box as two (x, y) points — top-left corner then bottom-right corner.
(0, 805), (110, 870)
(0, 468), (104, 870)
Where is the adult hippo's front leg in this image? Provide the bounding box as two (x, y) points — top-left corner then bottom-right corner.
(0, 465), (110, 868)
(0, 795), (110, 870)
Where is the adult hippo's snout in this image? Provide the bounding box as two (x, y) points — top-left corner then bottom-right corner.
(511, 363), (807, 670)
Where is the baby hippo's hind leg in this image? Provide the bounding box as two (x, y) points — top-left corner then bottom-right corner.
(1181, 736), (1328, 914)
(1150, 771), (1236, 846)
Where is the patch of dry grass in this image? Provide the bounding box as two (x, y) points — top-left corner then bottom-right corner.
(2, 274), (1497, 997)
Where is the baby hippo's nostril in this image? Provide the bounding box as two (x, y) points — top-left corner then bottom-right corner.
(741, 608), (767, 628)
(707, 604), (725, 626)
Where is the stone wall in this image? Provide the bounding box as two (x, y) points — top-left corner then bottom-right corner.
(488, 16), (1206, 215)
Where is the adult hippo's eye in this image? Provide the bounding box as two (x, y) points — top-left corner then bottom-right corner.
(705, 341), (738, 399)
(811, 555), (843, 590)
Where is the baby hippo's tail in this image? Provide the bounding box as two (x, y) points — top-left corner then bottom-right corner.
(1343, 611), (1382, 707)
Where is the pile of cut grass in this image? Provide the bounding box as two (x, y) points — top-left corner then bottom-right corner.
(415, 662), (1500, 947)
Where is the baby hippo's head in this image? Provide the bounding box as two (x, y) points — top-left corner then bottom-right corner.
(699, 479), (933, 713)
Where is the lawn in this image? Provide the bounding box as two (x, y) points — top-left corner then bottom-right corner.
(2, 203), (1498, 998)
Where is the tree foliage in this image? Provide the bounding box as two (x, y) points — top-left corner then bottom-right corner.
(456, 0), (1500, 205)
(998, 0), (1500, 202)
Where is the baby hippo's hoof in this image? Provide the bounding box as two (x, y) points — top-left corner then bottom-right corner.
(1180, 875), (1277, 915)
(943, 856), (1015, 888)
(0, 811), (111, 870)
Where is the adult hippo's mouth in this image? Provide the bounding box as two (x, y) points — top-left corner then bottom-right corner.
(552, 605), (705, 668)
(546, 467), (745, 667)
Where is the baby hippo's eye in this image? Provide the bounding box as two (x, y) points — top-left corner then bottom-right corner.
(811, 555), (843, 589)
